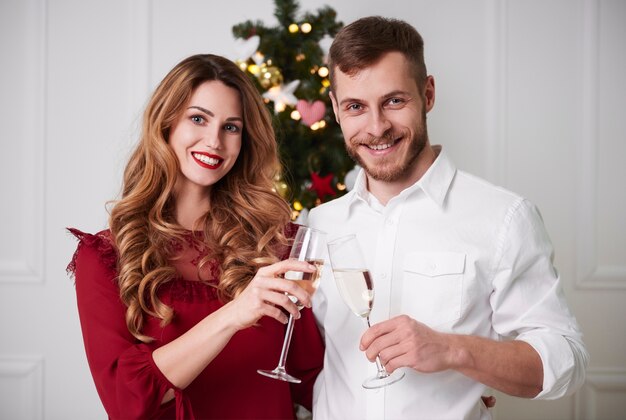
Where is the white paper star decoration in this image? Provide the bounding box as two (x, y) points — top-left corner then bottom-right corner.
(262, 79), (300, 113)
(233, 35), (260, 62)
(319, 35), (334, 63)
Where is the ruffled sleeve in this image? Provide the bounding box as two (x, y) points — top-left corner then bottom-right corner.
(67, 228), (192, 419)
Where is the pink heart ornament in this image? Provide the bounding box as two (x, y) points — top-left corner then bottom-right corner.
(297, 100), (326, 126)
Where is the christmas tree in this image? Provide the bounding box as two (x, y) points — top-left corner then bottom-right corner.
(232, 0), (354, 220)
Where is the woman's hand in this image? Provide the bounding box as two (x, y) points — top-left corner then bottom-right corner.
(224, 259), (316, 330)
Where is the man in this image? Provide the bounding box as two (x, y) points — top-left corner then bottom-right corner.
(308, 16), (588, 419)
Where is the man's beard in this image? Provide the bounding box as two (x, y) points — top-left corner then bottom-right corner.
(346, 112), (428, 182)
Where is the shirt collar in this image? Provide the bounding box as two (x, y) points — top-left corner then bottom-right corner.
(415, 145), (456, 207)
(345, 145), (457, 213)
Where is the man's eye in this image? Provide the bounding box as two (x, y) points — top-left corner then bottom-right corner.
(347, 104), (362, 111)
(388, 98), (403, 105)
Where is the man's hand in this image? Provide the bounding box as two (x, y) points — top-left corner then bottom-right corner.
(360, 314), (543, 398)
(359, 315), (459, 373)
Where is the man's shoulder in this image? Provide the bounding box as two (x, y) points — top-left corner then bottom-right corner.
(311, 191), (354, 214)
(308, 191), (354, 226)
(454, 169), (525, 206)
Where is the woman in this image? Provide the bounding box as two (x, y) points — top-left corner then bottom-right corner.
(67, 54), (324, 419)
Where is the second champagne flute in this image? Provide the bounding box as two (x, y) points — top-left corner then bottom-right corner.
(327, 234), (405, 389)
(257, 226), (326, 383)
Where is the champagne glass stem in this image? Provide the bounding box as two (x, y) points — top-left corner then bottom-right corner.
(276, 313), (296, 370)
(364, 317), (390, 378)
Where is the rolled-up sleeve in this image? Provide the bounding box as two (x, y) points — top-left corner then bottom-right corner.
(490, 199), (589, 399)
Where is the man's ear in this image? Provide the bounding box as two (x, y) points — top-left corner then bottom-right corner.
(329, 91), (340, 124)
(423, 75), (436, 113)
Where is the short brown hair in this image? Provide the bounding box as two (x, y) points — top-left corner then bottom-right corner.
(329, 16), (427, 92)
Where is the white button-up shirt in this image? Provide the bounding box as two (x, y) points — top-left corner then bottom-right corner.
(308, 147), (588, 420)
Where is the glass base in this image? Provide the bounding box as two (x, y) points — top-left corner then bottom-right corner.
(257, 366), (302, 384)
(362, 369), (404, 389)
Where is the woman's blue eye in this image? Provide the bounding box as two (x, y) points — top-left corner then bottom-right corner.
(191, 115), (205, 124)
(224, 124), (240, 133)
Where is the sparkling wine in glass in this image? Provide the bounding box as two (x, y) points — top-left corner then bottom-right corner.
(257, 226), (326, 383)
(327, 234), (404, 389)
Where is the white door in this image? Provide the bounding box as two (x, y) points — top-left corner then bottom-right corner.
(1, 1), (624, 419)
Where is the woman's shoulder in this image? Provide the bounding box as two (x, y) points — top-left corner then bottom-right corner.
(66, 227), (118, 276)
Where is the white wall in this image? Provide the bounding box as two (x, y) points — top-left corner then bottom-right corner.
(1, 0), (624, 419)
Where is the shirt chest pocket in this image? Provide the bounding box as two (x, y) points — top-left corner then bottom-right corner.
(401, 252), (465, 328)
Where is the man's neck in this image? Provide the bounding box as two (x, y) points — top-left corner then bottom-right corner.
(367, 145), (437, 206)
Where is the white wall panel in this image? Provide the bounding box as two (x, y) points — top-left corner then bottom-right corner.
(576, 369), (626, 420)
(577, 0), (626, 289)
(0, 356), (44, 420)
(0, 0), (46, 283)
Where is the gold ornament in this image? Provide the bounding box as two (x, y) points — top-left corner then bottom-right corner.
(262, 66), (283, 88)
(273, 173), (290, 198)
(275, 181), (289, 197)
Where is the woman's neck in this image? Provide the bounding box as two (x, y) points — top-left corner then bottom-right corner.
(174, 184), (211, 230)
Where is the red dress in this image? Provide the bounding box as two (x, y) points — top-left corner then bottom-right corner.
(67, 226), (324, 420)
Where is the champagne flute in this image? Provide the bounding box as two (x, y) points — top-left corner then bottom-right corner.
(257, 226), (326, 383)
(327, 234), (404, 389)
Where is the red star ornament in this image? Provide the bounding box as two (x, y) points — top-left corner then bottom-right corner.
(309, 172), (336, 201)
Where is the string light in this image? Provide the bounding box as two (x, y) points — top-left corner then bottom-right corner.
(293, 201), (303, 211)
(290, 110), (301, 120)
(317, 66), (329, 77)
(289, 23), (299, 33)
(300, 23), (312, 33)
(336, 183), (346, 191)
(247, 64), (260, 76)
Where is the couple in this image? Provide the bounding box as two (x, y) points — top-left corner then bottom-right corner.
(68, 16), (588, 419)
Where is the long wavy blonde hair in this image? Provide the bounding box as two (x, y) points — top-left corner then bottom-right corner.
(109, 54), (291, 342)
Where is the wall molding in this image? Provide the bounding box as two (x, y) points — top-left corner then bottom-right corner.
(484, 0), (508, 186)
(575, 368), (626, 419)
(0, 356), (44, 420)
(576, 0), (626, 290)
(0, 0), (46, 284)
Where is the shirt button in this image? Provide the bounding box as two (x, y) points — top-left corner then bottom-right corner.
(385, 218), (394, 226)
(379, 273), (387, 279)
